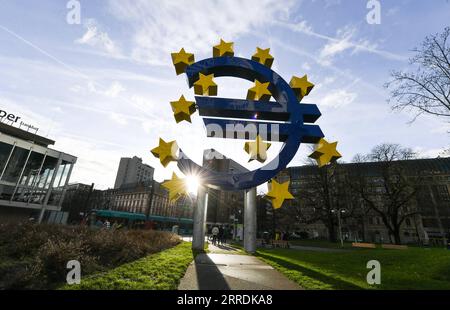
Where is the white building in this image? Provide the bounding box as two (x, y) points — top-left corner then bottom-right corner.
(113, 156), (154, 189)
(0, 121), (77, 223)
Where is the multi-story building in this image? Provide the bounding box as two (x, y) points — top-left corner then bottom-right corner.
(202, 149), (247, 226)
(89, 180), (194, 231)
(113, 156), (154, 189)
(0, 120), (77, 223)
(60, 183), (94, 223)
(277, 157), (450, 245)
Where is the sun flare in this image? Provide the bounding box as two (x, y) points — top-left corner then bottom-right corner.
(185, 175), (200, 194)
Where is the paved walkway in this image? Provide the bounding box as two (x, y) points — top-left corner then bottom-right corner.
(178, 243), (302, 290)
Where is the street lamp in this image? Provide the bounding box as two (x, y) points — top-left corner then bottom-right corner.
(331, 208), (346, 247)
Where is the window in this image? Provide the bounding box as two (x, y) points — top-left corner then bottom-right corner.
(405, 218), (411, 227)
(54, 161), (73, 188)
(0, 141), (14, 174)
(37, 156), (59, 189)
(437, 185), (450, 201)
(1, 146), (30, 183)
(18, 151), (45, 187)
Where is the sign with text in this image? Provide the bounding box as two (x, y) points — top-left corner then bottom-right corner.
(0, 108), (39, 134)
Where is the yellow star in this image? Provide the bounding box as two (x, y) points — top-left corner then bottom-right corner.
(244, 135), (271, 163)
(246, 80), (272, 101)
(151, 138), (178, 167)
(213, 39), (234, 57)
(162, 172), (188, 202)
(171, 48), (195, 75)
(251, 47), (274, 68)
(170, 95), (196, 123)
(194, 73), (217, 96)
(265, 179), (294, 210)
(308, 138), (342, 168)
(289, 75), (314, 101)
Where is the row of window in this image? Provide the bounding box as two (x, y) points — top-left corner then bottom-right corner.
(0, 141), (73, 205)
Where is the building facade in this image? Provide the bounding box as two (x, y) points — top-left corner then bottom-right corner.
(90, 180), (194, 222)
(0, 122), (77, 222)
(60, 183), (94, 223)
(113, 156), (154, 189)
(276, 157), (450, 245)
(202, 149), (247, 226)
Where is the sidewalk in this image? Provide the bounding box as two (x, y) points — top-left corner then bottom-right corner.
(178, 243), (302, 290)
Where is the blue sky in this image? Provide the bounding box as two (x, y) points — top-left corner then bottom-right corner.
(0, 0), (449, 190)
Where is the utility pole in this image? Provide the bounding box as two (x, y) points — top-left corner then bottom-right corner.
(145, 179), (156, 226)
(332, 208), (346, 247)
(337, 210), (343, 247)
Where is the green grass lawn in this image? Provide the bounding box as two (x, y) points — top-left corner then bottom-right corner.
(256, 247), (450, 290)
(62, 242), (195, 290)
(289, 239), (354, 249)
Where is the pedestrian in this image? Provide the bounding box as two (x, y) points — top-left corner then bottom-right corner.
(104, 219), (111, 229)
(222, 226), (228, 245)
(218, 226), (224, 245)
(212, 225), (219, 245)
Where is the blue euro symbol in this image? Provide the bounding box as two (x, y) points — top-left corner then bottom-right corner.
(178, 56), (323, 190)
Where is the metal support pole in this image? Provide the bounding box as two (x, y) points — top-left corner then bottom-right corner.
(10, 147), (32, 201)
(244, 187), (257, 254)
(0, 143), (16, 181)
(57, 163), (75, 208)
(192, 186), (208, 251)
(38, 155), (62, 224)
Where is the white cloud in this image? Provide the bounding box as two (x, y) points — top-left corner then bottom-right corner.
(75, 19), (121, 57)
(319, 89), (357, 108)
(430, 123), (450, 134)
(386, 7), (399, 17)
(324, 0), (342, 8)
(274, 21), (407, 64)
(109, 112), (128, 126)
(87, 80), (126, 98)
(107, 0), (295, 64)
(318, 26), (377, 65)
(414, 147), (449, 159)
(54, 135), (125, 189)
(103, 81), (126, 98)
(323, 76), (336, 85)
(302, 62), (311, 71)
(0, 97), (61, 135)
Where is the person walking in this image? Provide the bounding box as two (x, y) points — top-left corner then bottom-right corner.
(222, 226), (228, 245)
(217, 226), (224, 246)
(212, 225), (219, 245)
(104, 219), (111, 229)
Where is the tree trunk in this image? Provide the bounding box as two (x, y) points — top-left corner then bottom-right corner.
(392, 228), (402, 244)
(327, 218), (337, 242)
(360, 216), (367, 242)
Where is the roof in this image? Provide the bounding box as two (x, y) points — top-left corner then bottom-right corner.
(202, 148), (249, 173)
(94, 209), (146, 220)
(93, 209), (193, 224)
(0, 122), (55, 147)
(117, 180), (168, 195)
(289, 157), (450, 178)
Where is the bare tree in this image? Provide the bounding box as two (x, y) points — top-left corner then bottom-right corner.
(385, 27), (450, 123)
(349, 143), (422, 244)
(295, 161), (352, 242)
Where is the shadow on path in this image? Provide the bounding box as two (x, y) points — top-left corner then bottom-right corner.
(193, 252), (230, 290)
(256, 252), (364, 290)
